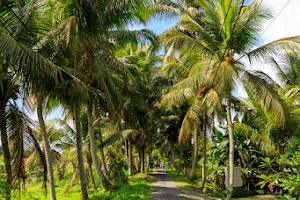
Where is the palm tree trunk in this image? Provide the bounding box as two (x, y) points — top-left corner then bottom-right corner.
(73, 105), (89, 200)
(125, 139), (128, 163)
(28, 129), (47, 188)
(138, 149), (142, 173)
(0, 99), (12, 200)
(189, 124), (198, 180)
(146, 152), (151, 171)
(200, 119), (207, 191)
(141, 146), (145, 173)
(36, 94), (56, 200)
(99, 137), (109, 178)
(177, 148), (183, 175)
(170, 142), (175, 170)
(128, 138), (133, 176)
(87, 101), (110, 190)
(87, 160), (97, 190)
(226, 97), (234, 200)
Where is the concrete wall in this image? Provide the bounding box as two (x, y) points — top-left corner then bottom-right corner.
(224, 166), (243, 188)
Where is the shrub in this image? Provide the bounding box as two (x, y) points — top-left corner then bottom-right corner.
(107, 149), (128, 189)
(231, 188), (258, 198)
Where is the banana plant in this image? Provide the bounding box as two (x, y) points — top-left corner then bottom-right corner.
(259, 157), (277, 173)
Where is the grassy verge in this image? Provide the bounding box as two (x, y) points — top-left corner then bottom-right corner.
(167, 170), (225, 200)
(233, 195), (276, 200)
(15, 173), (153, 200)
(167, 170), (203, 194)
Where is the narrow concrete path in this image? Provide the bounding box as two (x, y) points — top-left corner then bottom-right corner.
(151, 169), (184, 200)
(150, 169), (220, 200)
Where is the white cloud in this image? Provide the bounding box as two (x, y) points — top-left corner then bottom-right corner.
(261, 0), (300, 44)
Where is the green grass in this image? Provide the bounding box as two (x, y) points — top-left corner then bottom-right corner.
(14, 173), (153, 200)
(233, 195), (276, 200)
(167, 169), (224, 200)
(167, 170), (203, 194)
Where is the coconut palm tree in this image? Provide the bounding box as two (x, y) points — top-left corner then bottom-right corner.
(38, 0), (157, 188)
(115, 43), (167, 173)
(159, 0), (300, 198)
(235, 55), (300, 155)
(0, 2), (64, 198)
(35, 95), (57, 200)
(6, 95), (63, 197)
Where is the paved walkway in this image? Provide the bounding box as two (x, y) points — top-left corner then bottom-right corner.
(151, 169), (184, 200)
(151, 169), (221, 200)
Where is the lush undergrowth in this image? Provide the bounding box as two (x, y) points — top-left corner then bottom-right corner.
(13, 173), (153, 200)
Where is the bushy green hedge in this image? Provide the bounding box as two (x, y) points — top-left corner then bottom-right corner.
(231, 188), (260, 198)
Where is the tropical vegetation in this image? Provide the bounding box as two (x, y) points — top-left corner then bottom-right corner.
(1, 0), (300, 199)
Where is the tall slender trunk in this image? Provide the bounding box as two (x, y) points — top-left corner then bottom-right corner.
(200, 118), (207, 190)
(123, 73), (133, 176)
(87, 101), (110, 190)
(36, 95), (56, 200)
(125, 139), (128, 163)
(0, 99), (12, 200)
(73, 105), (89, 200)
(138, 150), (141, 173)
(42, 161), (47, 189)
(177, 148), (183, 175)
(189, 124), (199, 180)
(141, 146), (145, 173)
(146, 152), (151, 171)
(170, 142), (175, 170)
(128, 139), (133, 176)
(226, 97), (234, 200)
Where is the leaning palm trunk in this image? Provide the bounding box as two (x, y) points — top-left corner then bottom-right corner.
(99, 135), (109, 178)
(63, 170), (78, 195)
(200, 119), (207, 191)
(0, 99), (12, 200)
(36, 94), (56, 200)
(73, 105), (89, 200)
(226, 97), (234, 200)
(87, 101), (110, 190)
(28, 129), (47, 188)
(188, 124), (198, 180)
